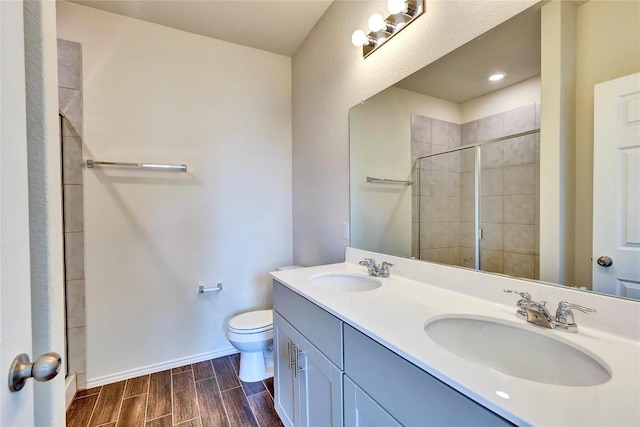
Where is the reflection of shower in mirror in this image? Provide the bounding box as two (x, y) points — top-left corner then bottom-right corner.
(411, 109), (540, 281)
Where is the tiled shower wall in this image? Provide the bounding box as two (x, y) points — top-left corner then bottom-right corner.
(58, 39), (87, 388)
(411, 115), (462, 264)
(412, 103), (540, 280)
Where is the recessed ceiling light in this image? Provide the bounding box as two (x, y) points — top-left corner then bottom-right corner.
(488, 72), (507, 81)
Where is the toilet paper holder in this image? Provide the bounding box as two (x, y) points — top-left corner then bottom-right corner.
(198, 283), (223, 294)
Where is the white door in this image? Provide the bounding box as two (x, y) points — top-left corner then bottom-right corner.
(593, 72), (640, 299)
(0, 0), (37, 424)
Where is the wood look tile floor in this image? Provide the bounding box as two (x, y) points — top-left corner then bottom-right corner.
(66, 354), (283, 427)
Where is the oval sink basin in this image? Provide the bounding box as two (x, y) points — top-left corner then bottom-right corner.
(425, 316), (611, 386)
(309, 272), (381, 292)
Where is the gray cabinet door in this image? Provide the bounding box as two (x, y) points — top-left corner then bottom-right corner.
(275, 310), (344, 427)
(344, 376), (401, 427)
(274, 311), (300, 427)
(298, 334), (343, 427)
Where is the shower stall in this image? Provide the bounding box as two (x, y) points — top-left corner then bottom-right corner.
(411, 104), (540, 280)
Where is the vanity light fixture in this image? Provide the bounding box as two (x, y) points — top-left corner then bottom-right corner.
(351, 0), (424, 58)
(488, 72), (507, 81)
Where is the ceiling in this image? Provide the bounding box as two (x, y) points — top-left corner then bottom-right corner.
(69, 0), (334, 57)
(394, 6), (541, 104)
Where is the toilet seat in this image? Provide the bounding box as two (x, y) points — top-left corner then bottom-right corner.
(228, 309), (273, 334)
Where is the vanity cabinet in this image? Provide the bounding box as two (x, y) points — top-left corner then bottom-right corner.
(273, 282), (343, 427)
(273, 280), (511, 427)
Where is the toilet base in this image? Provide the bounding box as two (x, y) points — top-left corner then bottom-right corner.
(238, 349), (274, 383)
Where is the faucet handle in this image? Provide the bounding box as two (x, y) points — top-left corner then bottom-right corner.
(359, 258), (379, 276)
(503, 289), (531, 301)
(503, 290), (531, 320)
(555, 301), (596, 333)
(558, 301), (596, 314)
(379, 262), (393, 277)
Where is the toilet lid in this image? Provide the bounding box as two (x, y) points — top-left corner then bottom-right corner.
(229, 309), (273, 332)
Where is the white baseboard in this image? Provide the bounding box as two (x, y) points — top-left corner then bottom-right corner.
(65, 373), (77, 410)
(86, 347), (238, 388)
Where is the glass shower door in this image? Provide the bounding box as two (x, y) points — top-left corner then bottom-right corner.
(416, 146), (476, 269)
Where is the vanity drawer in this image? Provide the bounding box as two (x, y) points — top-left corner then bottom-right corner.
(343, 324), (512, 426)
(273, 280), (343, 369)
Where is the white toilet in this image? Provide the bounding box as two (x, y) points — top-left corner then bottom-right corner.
(226, 265), (303, 382)
(227, 309), (274, 382)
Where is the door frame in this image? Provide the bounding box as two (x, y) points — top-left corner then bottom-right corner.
(24, 1), (67, 424)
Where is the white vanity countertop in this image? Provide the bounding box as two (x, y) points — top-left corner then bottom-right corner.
(270, 253), (640, 426)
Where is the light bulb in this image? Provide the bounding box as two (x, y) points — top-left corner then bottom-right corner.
(368, 13), (387, 32)
(351, 29), (368, 47)
(488, 72), (507, 81)
(387, 0), (407, 15)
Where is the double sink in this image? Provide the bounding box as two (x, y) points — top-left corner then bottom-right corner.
(308, 272), (611, 387)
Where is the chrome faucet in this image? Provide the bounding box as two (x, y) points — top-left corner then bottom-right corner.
(503, 290), (555, 328)
(503, 290), (595, 333)
(359, 258), (377, 275)
(359, 258), (393, 278)
(524, 300), (556, 329)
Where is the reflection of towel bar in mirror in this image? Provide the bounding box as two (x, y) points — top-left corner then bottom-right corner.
(366, 177), (413, 186)
(86, 159), (187, 172)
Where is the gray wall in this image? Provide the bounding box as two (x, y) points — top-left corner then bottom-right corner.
(58, 2), (293, 384)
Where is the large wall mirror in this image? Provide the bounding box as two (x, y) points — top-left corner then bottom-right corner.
(349, 1), (640, 300)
